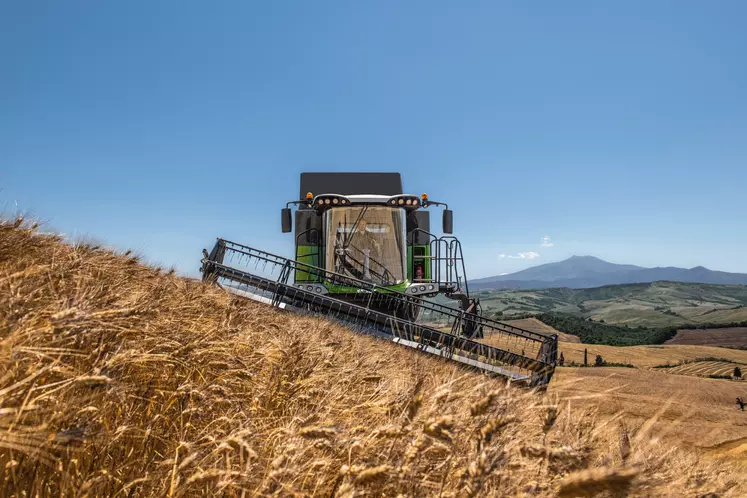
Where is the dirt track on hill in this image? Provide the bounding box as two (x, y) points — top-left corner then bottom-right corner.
(666, 327), (747, 348)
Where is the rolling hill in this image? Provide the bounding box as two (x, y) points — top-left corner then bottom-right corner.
(475, 281), (747, 328)
(472, 255), (747, 289)
(665, 327), (747, 348)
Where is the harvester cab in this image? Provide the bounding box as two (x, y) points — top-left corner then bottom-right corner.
(280, 173), (479, 327)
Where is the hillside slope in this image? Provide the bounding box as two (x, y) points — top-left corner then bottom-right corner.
(500, 317), (582, 343)
(476, 281), (747, 328)
(551, 368), (747, 458)
(666, 328), (747, 348)
(0, 221), (743, 496)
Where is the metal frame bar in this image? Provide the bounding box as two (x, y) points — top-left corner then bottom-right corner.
(201, 238), (558, 386)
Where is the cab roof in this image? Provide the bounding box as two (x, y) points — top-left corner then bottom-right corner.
(300, 172), (403, 199)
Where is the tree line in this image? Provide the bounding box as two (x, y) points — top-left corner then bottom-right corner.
(535, 313), (679, 346)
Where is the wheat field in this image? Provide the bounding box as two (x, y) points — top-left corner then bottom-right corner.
(1, 219), (745, 496)
(664, 361), (744, 378)
(557, 342), (747, 368)
(501, 318), (582, 343)
(666, 327), (747, 348)
(550, 367), (747, 455)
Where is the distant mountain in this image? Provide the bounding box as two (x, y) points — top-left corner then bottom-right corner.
(471, 256), (747, 290)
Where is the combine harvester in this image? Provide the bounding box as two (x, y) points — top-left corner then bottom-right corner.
(201, 173), (558, 386)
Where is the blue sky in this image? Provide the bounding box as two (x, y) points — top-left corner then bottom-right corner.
(2, 1), (746, 278)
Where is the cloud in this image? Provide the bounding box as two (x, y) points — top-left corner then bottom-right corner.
(541, 235), (553, 247)
(499, 251), (540, 260)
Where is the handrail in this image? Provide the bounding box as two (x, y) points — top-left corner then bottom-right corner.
(409, 229), (471, 296)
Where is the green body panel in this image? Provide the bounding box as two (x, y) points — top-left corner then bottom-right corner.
(295, 245), (320, 282)
(326, 282), (409, 294)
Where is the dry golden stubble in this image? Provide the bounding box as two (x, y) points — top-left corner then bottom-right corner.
(0, 219), (745, 497)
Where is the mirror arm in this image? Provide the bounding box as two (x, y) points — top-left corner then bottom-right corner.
(423, 199), (448, 210)
(286, 199), (311, 209)
(425, 200), (453, 234)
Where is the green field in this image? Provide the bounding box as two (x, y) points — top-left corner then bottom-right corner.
(475, 281), (747, 328)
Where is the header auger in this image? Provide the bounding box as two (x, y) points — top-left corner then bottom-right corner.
(201, 172), (558, 386)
